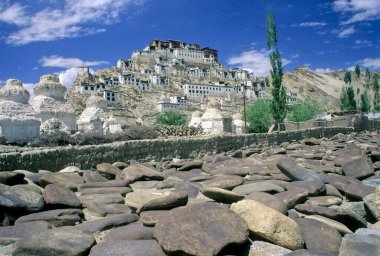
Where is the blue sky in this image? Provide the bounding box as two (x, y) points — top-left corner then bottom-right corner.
(0, 0), (379, 89)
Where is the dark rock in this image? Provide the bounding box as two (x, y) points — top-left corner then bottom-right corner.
(277, 158), (324, 183)
(0, 221), (50, 245)
(305, 196), (342, 207)
(82, 171), (108, 183)
(140, 210), (167, 226)
(231, 150), (243, 158)
(285, 181), (326, 196)
(153, 203), (248, 256)
(86, 202), (132, 217)
(203, 175), (244, 190)
(89, 240), (166, 256)
(340, 183), (374, 200)
(248, 241), (291, 255)
(15, 209), (83, 226)
(294, 204), (367, 231)
(304, 137), (321, 146)
(120, 162), (164, 183)
(201, 187), (244, 204)
(137, 191), (188, 213)
(325, 184), (343, 199)
(245, 192), (288, 215)
(43, 184), (82, 208)
(39, 173), (84, 191)
(0, 185), (44, 213)
(0, 172), (25, 185)
(77, 180), (128, 191)
(370, 151), (380, 162)
(79, 186), (132, 196)
(112, 161), (128, 169)
(78, 193), (124, 207)
(102, 221), (153, 242)
(177, 160), (203, 171)
(295, 218), (342, 254)
(12, 226), (95, 256)
(76, 213), (139, 233)
(232, 182), (284, 195)
(275, 191), (308, 209)
(96, 163), (122, 178)
(285, 249), (336, 255)
(341, 156), (374, 179)
(339, 233), (380, 256)
(364, 193), (380, 221)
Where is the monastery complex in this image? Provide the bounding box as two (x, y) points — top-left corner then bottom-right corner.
(0, 39), (299, 143)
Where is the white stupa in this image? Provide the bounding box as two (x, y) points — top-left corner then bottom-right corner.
(30, 74), (76, 132)
(201, 99), (232, 134)
(0, 79), (40, 143)
(77, 93), (122, 135)
(188, 111), (202, 128)
(232, 113), (248, 134)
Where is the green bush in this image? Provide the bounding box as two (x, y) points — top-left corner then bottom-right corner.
(288, 99), (322, 122)
(155, 111), (187, 126)
(246, 100), (272, 133)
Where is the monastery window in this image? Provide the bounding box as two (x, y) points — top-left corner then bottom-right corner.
(85, 86), (88, 90)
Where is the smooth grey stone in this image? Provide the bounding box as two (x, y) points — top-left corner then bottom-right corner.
(12, 226), (95, 256)
(0, 185), (44, 213)
(89, 240), (166, 256)
(15, 209), (83, 227)
(86, 202), (132, 217)
(102, 222), (153, 242)
(0, 221), (50, 245)
(341, 156), (374, 180)
(277, 158), (324, 183)
(43, 184), (81, 208)
(232, 182), (284, 195)
(245, 192), (288, 215)
(76, 213), (139, 233)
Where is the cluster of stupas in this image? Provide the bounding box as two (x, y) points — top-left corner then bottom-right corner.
(189, 98), (247, 134)
(0, 75), (122, 143)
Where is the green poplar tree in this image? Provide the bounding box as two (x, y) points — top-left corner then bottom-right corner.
(355, 64), (360, 81)
(344, 71), (352, 85)
(373, 74), (380, 111)
(266, 10), (287, 127)
(360, 90), (370, 112)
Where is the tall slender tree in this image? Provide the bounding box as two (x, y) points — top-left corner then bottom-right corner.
(360, 90), (370, 112)
(355, 64), (360, 81)
(364, 68), (371, 89)
(373, 74), (380, 111)
(266, 10), (287, 128)
(344, 71), (352, 85)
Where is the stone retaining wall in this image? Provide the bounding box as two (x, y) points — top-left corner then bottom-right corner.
(0, 126), (354, 172)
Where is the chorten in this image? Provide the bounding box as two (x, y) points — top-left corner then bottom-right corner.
(201, 98), (232, 134)
(77, 93), (122, 135)
(0, 79), (40, 143)
(30, 74), (76, 132)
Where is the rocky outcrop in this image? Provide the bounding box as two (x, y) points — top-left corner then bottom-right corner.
(0, 79), (40, 143)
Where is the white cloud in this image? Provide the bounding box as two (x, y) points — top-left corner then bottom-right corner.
(315, 68), (335, 73)
(298, 22), (327, 27)
(360, 58), (380, 70)
(58, 68), (78, 89)
(0, 0), (145, 45)
(290, 54), (300, 59)
(227, 48), (291, 76)
(337, 26), (355, 38)
(353, 39), (373, 47)
(333, 0), (380, 24)
(40, 55), (108, 69)
(0, 3), (28, 26)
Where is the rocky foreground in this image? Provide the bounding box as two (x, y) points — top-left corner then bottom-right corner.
(1, 132), (380, 256)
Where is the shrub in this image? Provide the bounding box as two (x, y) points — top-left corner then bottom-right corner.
(155, 111), (187, 126)
(288, 99), (322, 122)
(246, 100), (272, 133)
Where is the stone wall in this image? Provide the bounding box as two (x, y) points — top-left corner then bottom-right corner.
(0, 126), (355, 172)
(1, 115), (378, 172)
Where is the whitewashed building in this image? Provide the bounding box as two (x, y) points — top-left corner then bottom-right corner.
(156, 93), (187, 112)
(182, 83), (235, 100)
(287, 91), (299, 104)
